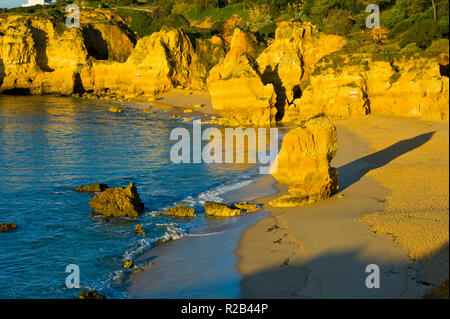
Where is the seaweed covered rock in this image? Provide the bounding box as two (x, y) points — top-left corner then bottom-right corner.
(269, 114), (338, 207)
(160, 205), (196, 217)
(204, 201), (241, 217)
(78, 290), (106, 299)
(75, 183), (109, 193)
(89, 183), (144, 217)
(0, 222), (18, 232)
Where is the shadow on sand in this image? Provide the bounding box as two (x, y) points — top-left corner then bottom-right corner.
(338, 132), (436, 191)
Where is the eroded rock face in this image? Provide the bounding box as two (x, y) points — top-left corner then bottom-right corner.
(207, 29), (276, 126)
(289, 56), (449, 122)
(257, 22), (345, 120)
(160, 205), (196, 217)
(204, 201), (241, 217)
(89, 183), (144, 217)
(269, 114), (338, 207)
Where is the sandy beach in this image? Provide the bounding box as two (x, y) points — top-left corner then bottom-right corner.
(124, 104), (448, 299)
(237, 116), (449, 298)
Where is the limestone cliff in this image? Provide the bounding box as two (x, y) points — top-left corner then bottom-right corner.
(257, 22), (346, 120)
(287, 55), (449, 122)
(207, 29), (277, 126)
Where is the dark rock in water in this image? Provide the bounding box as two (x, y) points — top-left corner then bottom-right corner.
(204, 201), (241, 217)
(134, 224), (146, 235)
(75, 183), (109, 193)
(78, 290), (106, 299)
(0, 222), (18, 232)
(230, 202), (261, 213)
(89, 183), (144, 217)
(160, 205), (196, 217)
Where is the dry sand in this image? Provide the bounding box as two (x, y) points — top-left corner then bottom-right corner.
(237, 115), (449, 298)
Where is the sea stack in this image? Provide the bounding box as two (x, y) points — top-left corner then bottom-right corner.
(269, 114), (339, 207)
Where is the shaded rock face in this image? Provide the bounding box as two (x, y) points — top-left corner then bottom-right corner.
(269, 114), (338, 207)
(0, 222), (18, 232)
(207, 29), (277, 126)
(204, 201), (241, 217)
(160, 205), (196, 217)
(75, 183), (109, 193)
(89, 183), (144, 217)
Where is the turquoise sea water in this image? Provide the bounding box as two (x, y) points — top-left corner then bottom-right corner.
(0, 95), (257, 298)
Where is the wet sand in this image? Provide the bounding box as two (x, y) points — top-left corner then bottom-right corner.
(237, 116), (449, 298)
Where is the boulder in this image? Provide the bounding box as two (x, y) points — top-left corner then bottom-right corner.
(231, 202), (261, 213)
(75, 183), (109, 193)
(204, 201), (241, 217)
(134, 224), (145, 236)
(123, 259), (137, 269)
(269, 114), (339, 207)
(0, 222), (18, 232)
(78, 290), (106, 299)
(160, 205), (196, 217)
(89, 183), (144, 217)
(108, 106), (123, 113)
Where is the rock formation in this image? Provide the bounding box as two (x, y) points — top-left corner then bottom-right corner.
(160, 205), (196, 217)
(89, 183), (144, 217)
(0, 10), (447, 123)
(0, 222), (18, 232)
(269, 114), (339, 207)
(257, 22), (346, 120)
(289, 55), (449, 122)
(204, 201), (242, 217)
(207, 29), (276, 126)
(231, 202), (261, 213)
(134, 224), (146, 236)
(78, 290), (106, 299)
(75, 183), (109, 193)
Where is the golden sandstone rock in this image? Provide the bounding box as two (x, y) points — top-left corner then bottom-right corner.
(160, 205), (196, 217)
(89, 183), (144, 217)
(108, 106), (123, 113)
(78, 290), (106, 299)
(269, 114), (339, 207)
(0, 222), (18, 232)
(291, 55), (449, 122)
(257, 22), (345, 119)
(204, 201), (241, 217)
(207, 29), (277, 126)
(0, 12), (448, 124)
(134, 224), (146, 236)
(231, 202), (261, 213)
(123, 259), (137, 269)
